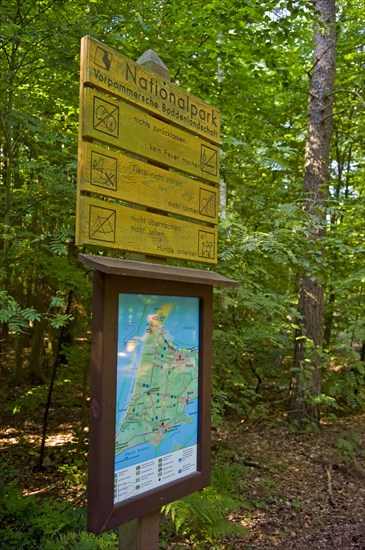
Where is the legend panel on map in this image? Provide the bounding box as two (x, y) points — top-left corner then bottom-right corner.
(114, 445), (197, 503)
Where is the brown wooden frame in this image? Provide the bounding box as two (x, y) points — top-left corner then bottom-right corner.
(86, 261), (214, 533)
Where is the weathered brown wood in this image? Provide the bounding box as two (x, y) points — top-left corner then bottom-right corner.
(80, 143), (218, 224)
(82, 88), (219, 184)
(76, 195), (218, 264)
(137, 509), (160, 549)
(118, 513), (160, 550)
(78, 253), (239, 287)
(81, 36), (220, 144)
(118, 520), (138, 550)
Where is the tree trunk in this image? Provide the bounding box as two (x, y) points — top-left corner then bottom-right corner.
(323, 289), (336, 349)
(288, 0), (336, 425)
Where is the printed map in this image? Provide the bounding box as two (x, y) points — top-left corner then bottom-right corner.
(114, 293), (199, 502)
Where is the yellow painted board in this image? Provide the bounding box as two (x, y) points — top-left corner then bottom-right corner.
(80, 35), (220, 144)
(81, 88), (220, 184)
(76, 196), (218, 264)
(79, 143), (218, 224)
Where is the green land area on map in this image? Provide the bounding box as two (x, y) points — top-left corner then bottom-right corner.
(115, 302), (199, 458)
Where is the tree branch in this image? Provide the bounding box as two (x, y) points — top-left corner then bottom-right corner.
(331, 89), (365, 109)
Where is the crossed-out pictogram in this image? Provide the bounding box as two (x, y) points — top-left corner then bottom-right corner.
(200, 144), (218, 176)
(199, 188), (217, 218)
(90, 151), (118, 191)
(89, 205), (116, 243)
(93, 97), (119, 137)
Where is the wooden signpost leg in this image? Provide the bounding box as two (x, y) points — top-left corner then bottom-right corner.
(118, 510), (160, 550)
(118, 520), (138, 550)
(138, 509), (161, 549)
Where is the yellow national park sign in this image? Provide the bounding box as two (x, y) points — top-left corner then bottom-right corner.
(79, 143), (218, 224)
(77, 37), (220, 263)
(77, 196), (218, 264)
(80, 36), (220, 144)
(81, 88), (219, 184)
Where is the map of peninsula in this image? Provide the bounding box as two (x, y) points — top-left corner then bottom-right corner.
(115, 294), (199, 474)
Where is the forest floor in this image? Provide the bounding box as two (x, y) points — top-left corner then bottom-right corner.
(215, 413), (365, 549)
(1, 374), (365, 549)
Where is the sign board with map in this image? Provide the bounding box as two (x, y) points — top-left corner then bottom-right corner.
(76, 39), (237, 545)
(80, 255), (226, 533)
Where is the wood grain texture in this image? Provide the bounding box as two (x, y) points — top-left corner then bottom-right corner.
(79, 143), (218, 223)
(76, 196), (218, 264)
(81, 36), (220, 144)
(81, 88), (220, 184)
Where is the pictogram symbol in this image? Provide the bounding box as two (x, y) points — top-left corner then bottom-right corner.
(94, 46), (112, 71)
(90, 151), (118, 191)
(199, 188), (217, 218)
(198, 230), (216, 259)
(200, 144), (218, 176)
(89, 205), (116, 243)
(93, 96), (119, 137)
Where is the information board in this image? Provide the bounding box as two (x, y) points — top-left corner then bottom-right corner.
(80, 36), (220, 144)
(84, 266), (215, 533)
(79, 143), (218, 224)
(114, 293), (199, 503)
(81, 88), (219, 184)
(77, 37), (220, 263)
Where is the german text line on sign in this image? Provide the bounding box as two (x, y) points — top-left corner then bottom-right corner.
(79, 144), (218, 224)
(82, 89), (220, 184)
(76, 196), (218, 264)
(81, 36), (220, 144)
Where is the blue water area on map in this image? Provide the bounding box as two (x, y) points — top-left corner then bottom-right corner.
(115, 398), (198, 470)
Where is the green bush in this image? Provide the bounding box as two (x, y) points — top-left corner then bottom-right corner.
(162, 462), (247, 545)
(0, 463), (117, 549)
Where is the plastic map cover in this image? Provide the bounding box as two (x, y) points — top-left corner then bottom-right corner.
(114, 293), (199, 503)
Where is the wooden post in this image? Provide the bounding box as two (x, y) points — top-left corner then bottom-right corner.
(118, 509), (160, 550)
(118, 49), (169, 549)
(118, 519), (138, 550)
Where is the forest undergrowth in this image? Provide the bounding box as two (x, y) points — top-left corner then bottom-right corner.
(1, 357), (365, 549)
